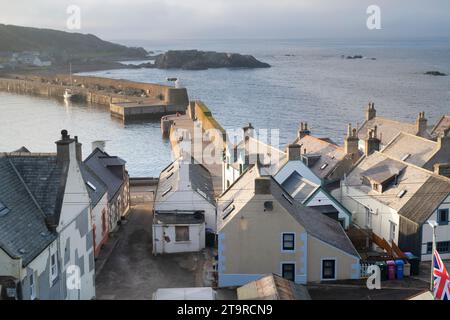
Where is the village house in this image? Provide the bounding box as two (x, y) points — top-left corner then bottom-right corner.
(274, 144), (352, 229)
(222, 123), (286, 191)
(289, 122), (358, 184)
(380, 130), (450, 178)
(217, 164), (360, 287)
(84, 143), (130, 233)
(429, 115), (450, 140)
(152, 157), (216, 254)
(80, 163), (109, 258)
(0, 130), (96, 300)
(337, 151), (450, 261)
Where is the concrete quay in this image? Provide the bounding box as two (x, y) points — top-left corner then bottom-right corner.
(0, 75), (189, 122)
(161, 101), (227, 196)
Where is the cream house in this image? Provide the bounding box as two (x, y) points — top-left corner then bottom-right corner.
(217, 165), (360, 288)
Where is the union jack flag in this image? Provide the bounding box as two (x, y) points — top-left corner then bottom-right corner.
(433, 250), (450, 300)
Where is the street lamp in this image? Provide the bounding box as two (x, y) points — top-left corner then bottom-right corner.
(427, 220), (438, 292)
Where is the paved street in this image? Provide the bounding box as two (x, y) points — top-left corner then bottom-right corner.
(95, 191), (208, 300)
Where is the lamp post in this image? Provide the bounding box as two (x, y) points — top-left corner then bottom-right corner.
(427, 220), (438, 293)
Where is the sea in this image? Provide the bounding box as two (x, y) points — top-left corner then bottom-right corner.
(1, 39), (449, 177)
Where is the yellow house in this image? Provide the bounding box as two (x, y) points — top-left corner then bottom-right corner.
(217, 165), (360, 287)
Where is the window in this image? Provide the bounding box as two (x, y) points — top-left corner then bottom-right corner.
(320, 163), (328, 170)
(30, 272), (36, 300)
(162, 186), (172, 197)
(282, 233), (295, 251)
(389, 221), (396, 243)
(175, 226), (190, 242)
(222, 205), (235, 220)
(50, 253), (58, 282)
(322, 259), (336, 280)
(438, 209), (449, 226)
(102, 209), (107, 235)
(427, 241), (450, 254)
(281, 263), (295, 281)
(86, 181), (96, 191)
(239, 164), (243, 175)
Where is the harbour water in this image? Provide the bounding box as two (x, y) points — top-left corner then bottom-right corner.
(1, 39), (450, 176)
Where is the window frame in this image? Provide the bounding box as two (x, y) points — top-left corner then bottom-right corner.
(29, 272), (36, 300)
(281, 263), (295, 281)
(321, 258), (337, 281)
(50, 253), (58, 283)
(281, 233), (295, 252)
(175, 226), (190, 242)
(389, 221), (396, 243)
(438, 208), (449, 226)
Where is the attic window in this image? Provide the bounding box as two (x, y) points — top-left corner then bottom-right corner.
(397, 189), (407, 198)
(222, 205), (235, 220)
(86, 181), (96, 191)
(320, 163), (328, 170)
(401, 154), (411, 161)
(162, 186), (173, 197)
(0, 201), (10, 217)
(282, 193), (293, 205)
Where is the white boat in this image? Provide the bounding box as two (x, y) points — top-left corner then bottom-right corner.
(63, 88), (73, 100)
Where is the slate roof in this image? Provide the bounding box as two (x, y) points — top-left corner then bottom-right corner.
(430, 115), (450, 138)
(84, 148), (126, 202)
(0, 156), (56, 266)
(346, 152), (450, 222)
(357, 117), (420, 146)
(218, 164), (359, 257)
(237, 274), (311, 300)
(80, 163), (107, 207)
(155, 157), (215, 207)
(292, 135), (349, 179)
(381, 132), (439, 167)
(6, 153), (67, 222)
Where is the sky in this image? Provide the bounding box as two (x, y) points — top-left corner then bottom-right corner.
(0, 0), (449, 41)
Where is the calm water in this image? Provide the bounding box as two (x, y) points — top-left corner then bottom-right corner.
(1, 39), (450, 176)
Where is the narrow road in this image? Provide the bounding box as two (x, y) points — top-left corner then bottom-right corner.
(95, 204), (204, 300)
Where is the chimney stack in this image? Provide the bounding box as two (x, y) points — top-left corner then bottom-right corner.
(92, 140), (106, 152)
(344, 123), (360, 163)
(55, 129), (75, 164)
(416, 111), (428, 134)
(287, 144), (302, 161)
(364, 126), (380, 156)
(365, 102), (376, 121)
(255, 177), (271, 195)
(437, 128), (450, 151)
(74, 136), (82, 162)
(298, 122), (311, 139)
(433, 163), (450, 178)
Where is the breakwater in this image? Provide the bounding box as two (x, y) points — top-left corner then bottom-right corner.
(0, 75), (189, 121)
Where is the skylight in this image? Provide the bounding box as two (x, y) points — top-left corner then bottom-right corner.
(320, 163), (328, 170)
(401, 154), (411, 161)
(86, 181), (97, 191)
(0, 201), (10, 217)
(397, 189), (407, 198)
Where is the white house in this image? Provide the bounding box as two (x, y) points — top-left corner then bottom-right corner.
(0, 130), (96, 299)
(152, 210), (206, 254)
(337, 151), (450, 261)
(274, 145), (352, 229)
(155, 157), (216, 233)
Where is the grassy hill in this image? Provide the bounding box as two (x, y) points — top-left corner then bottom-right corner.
(0, 24), (147, 60)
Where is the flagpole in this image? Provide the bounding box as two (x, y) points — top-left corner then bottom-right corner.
(427, 220), (438, 295)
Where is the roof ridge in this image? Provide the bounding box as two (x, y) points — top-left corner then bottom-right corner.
(298, 135), (343, 150)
